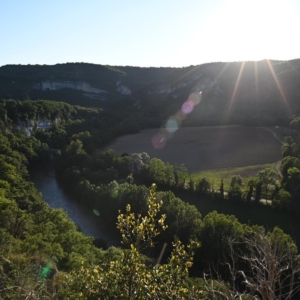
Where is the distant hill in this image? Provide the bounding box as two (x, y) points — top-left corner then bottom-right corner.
(1, 59), (300, 126)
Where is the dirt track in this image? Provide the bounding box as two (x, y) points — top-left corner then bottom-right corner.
(102, 126), (282, 173)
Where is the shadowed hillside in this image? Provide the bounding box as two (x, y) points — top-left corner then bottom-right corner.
(1, 59), (300, 125)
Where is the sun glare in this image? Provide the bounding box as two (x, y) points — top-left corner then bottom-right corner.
(203, 0), (297, 62)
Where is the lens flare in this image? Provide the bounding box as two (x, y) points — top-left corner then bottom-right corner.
(159, 127), (173, 140)
(166, 118), (179, 133)
(189, 92), (201, 105)
(153, 91), (202, 148)
(181, 100), (194, 114)
(176, 109), (187, 121)
(93, 209), (100, 216)
(40, 263), (52, 278)
(152, 133), (167, 149)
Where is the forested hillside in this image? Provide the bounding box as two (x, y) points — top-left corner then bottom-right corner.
(1, 59), (300, 126)
(1, 99), (300, 299)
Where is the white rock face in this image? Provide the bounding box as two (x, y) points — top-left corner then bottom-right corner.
(15, 119), (55, 137)
(33, 81), (107, 94)
(116, 81), (132, 95)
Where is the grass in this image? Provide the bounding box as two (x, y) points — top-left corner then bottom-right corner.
(192, 163), (278, 189)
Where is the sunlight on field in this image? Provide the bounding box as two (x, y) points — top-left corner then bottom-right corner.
(192, 163), (277, 188)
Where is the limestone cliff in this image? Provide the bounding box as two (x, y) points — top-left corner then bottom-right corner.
(33, 80), (107, 94)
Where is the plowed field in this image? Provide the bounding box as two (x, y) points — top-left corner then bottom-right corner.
(102, 126), (282, 173)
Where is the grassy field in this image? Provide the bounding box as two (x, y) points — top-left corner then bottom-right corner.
(192, 163), (278, 188)
(103, 125), (282, 173)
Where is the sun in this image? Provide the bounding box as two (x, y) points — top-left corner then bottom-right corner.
(204, 0), (297, 62)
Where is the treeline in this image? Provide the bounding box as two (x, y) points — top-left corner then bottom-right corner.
(54, 142), (300, 298)
(56, 142), (284, 219)
(54, 136), (300, 264)
(275, 123), (300, 216)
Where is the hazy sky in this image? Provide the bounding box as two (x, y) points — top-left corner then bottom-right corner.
(1, 0), (299, 67)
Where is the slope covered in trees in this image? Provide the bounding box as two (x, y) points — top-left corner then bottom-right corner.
(1, 99), (300, 298)
(1, 59), (300, 126)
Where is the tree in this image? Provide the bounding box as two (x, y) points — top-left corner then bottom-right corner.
(0, 198), (31, 238)
(281, 156), (300, 182)
(113, 155), (131, 178)
(246, 177), (256, 202)
(219, 179), (224, 200)
(57, 184), (202, 299)
(290, 116), (300, 131)
(281, 136), (296, 158)
(255, 180), (262, 203)
(160, 193), (202, 244)
(129, 152), (150, 175)
(285, 167), (300, 197)
(189, 176), (195, 192)
(228, 175), (243, 201)
(283, 167), (300, 216)
(228, 184), (243, 202)
(65, 139), (86, 156)
(174, 164), (188, 190)
(230, 175), (243, 187)
(257, 168), (277, 199)
(197, 211), (244, 277)
(273, 189), (292, 211)
(226, 228), (300, 300)
(164, 163), (175, 187)
(197, 178), (210, 195)
(146, 158), (166, 184)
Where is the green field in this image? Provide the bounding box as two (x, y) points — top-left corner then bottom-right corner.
(192, 163), (278, 188)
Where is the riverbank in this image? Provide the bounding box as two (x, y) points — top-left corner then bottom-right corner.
(29, 163), (120, 247)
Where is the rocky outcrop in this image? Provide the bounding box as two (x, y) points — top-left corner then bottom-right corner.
(33, 81), (107, 94)
(116, 81), (131, 95)
(15, 119), (56, 137)
(33, 79), (132, 100)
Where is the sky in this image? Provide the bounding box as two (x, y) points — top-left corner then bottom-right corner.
(1, 0), (300, 67)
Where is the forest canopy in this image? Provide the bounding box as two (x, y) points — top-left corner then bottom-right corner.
(1, 99), (300, 299)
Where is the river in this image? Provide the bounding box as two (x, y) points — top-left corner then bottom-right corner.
(29, 164), (120, 246)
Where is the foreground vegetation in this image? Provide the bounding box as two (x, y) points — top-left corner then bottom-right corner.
(1, 99), (300, 299)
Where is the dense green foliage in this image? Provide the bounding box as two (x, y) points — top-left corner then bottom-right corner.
(0, 99), (160, 152)
(276, 125), (300, 216)
(1, 99), (300, 298)
(0, 129), (112, 298)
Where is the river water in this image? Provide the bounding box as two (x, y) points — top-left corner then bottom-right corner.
(29, 164), (120, 246)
